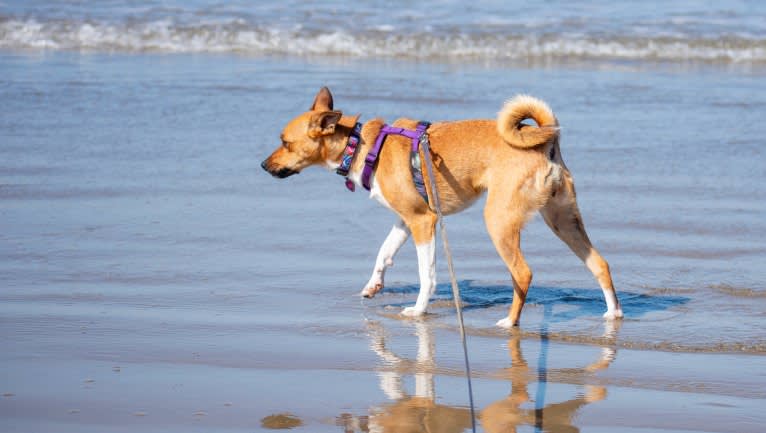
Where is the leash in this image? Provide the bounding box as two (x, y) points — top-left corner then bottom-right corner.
(420, 131), (477, 433)
(343, 121), (476, 429)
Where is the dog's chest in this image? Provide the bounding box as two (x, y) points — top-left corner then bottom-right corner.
(369, 177), (393, 209)
(347, 169), (393, 210)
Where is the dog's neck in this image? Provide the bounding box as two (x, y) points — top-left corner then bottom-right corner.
(325, 115), (384, 169)
(323, 115), (361, 168)
(327, 117), (387, 189)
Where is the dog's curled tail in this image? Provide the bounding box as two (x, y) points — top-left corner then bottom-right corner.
(497, 95), (559, 149)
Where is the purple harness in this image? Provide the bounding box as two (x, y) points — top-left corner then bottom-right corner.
(360, 121), (431, 203)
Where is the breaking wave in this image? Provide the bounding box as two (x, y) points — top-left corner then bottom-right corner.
(2, 17), (765, 63)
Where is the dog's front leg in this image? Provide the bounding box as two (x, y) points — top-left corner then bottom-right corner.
(402, 214), (437, 316)
(361, 220), (410, 298)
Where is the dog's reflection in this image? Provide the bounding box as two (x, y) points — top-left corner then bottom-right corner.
(481, 327), (615, 433)
(363, 320), (472, 433)
(339, 320), (618, 433)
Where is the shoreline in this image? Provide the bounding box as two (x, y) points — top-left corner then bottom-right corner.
(2, 320), (764, 433)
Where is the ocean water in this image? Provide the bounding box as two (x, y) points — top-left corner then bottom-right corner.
(2, 0), (766, 63)
(1, 2), (766, 432)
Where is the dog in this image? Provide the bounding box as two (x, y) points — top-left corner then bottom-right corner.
(261, 87), (623, 326)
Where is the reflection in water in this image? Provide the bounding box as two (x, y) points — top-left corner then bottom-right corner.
(337, 319), (619, 433)
(486, 318), (619, 433)
(482, 330), (613, 433)
(365, 320), (472, 433)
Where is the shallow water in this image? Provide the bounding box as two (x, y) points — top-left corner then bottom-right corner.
(2, 52), (764, 354)
(2, 2), (766, 431)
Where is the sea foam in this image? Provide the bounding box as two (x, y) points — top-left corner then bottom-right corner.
(1, 17), (765, 63)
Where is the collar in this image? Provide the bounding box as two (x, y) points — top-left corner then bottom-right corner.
(335, 122), (363, 191)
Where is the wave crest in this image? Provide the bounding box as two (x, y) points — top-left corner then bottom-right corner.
(2, 17), (765, 63)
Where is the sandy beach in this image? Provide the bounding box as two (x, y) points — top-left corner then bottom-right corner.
(2, 305), (765, 432)
(2, 1), (766, 432)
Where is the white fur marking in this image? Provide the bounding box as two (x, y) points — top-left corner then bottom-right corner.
(323, 159), (341, 170)
(402, 238), (435, 316)
(495, 317), (513, 329)
(361, 221), (410, 297)
(585, 253), (624, 319)
(344, 166), (392, 208)
(370, 176), (393, 209)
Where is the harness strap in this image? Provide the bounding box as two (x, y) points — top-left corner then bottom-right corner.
(410, 122), (431, 204)
(362, 121), (431, 204)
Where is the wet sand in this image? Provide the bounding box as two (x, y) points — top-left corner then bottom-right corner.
(2, 51), (765, 432)
(2, 309), (765, 432)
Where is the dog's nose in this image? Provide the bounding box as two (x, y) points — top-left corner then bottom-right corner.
(260, 159), (269, 171)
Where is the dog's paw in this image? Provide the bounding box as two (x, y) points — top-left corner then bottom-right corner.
(603, 308), (624, 320)
(360, 283), (383, 299)
(495, 317), (517, 329)
(401, 306), (426, 317)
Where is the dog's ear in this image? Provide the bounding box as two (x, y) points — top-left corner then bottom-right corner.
(311, 86), (334, 111)
(308, 110), (343, 138)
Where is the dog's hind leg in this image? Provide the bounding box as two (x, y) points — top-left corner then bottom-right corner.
(540, 174), (623, 320)
(361, 219), (411, 298)
(401, 212), (438, 316)
(484, 191), (534, 328)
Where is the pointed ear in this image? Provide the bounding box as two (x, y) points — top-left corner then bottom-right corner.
(310, 86), (334, 111)
(308, 111), (343, 138)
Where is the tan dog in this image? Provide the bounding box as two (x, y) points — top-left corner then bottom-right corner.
(261, 87), (622, 326)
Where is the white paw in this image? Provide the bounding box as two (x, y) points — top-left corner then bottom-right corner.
(360, 283), (383, 298)
(603, 309), (624, 320)
(401, 306), (426, 317)
(495, 317), (515, 329)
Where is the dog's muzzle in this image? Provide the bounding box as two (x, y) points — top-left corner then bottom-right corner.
(261, 159), (298, 178)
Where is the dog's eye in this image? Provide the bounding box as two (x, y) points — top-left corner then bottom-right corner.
(279, 134), (291, 150)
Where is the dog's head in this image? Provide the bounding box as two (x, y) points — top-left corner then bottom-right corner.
(261, 87), (344, 178)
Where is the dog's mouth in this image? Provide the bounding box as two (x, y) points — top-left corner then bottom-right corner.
(261, 160), (299, 179)
(271, 167), (298, 178)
